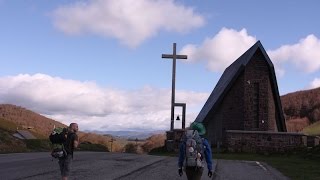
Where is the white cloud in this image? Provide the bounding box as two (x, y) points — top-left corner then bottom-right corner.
(180, 27), (257, 72)
(268, 34), (320, 73)
(308, 78), (320, 89)
(180, 28), (320, 78)
(51, 0), (205, 47)
(0, 74), (209, 131)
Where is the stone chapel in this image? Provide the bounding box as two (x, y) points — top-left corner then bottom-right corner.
(165, 41), (316, 152)
(195, 41), (288, 146)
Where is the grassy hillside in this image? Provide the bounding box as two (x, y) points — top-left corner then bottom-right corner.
(0, 129), (27, 153)
(0, 104), (168, 154)
(0, 118), (24, 152)
(0, 104), (113, 153)
(0, 118), (21, 131)
(0, 104), (67, 138)
(281, 87), (320, 132)
(303, 121), (320, 136)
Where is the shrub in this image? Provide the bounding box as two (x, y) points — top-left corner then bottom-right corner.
(124, 143), (138, 153)
(78, 143), (109, 152)
(24, 139), (51, 151)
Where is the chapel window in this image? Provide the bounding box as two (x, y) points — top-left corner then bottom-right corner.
(253, 83), (260, 128)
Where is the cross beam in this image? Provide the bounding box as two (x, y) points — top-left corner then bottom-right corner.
(162, 43), (187, 131)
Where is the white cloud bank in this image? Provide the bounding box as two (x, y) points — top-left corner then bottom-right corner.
(180, 28), (320, 80)
(52, 0), (205, 47)
(0, 74), (208, 131)
(180, 28), (257, 72)
(268, 34), (320, 73)
(308, 78), (320, 89)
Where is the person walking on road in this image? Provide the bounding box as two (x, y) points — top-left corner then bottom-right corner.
(178, 122), (213, 180)
(59, 123), (79, 180)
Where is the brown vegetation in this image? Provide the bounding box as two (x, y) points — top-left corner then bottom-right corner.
(285, 118), (310, 132)
(141, 134), (166, 152)
(281, 87), (320, 123)
(0, 104), (121, 152)
(0, 104), (66, 138)
(0, 104), (166, 153)
(123, 134), (166, 154)
(281, 87), (320, 132)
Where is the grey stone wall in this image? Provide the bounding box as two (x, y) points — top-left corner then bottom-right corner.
(225, 130), (305, 153)
(165, 129), (185, 152)
(244, 50), (275, 131)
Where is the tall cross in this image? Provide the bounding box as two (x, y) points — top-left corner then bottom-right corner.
(162, 43), (187, 131)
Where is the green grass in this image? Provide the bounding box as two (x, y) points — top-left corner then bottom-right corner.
(0, 118), (20, 132)
(303, 121), (320, 136)
(214, 151), (320, 180)
(24, 139), (51, 151)
(150, 146), (320, 180)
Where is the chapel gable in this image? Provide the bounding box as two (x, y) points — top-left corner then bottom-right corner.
(195, 41), (286, 145)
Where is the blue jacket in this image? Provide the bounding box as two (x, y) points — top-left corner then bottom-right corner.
(178, 137), (213, 170)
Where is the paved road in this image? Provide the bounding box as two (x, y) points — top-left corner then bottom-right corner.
(0, 152), (288, 180)
(213, 159), (289, 180)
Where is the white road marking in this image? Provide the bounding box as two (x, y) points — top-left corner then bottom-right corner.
(256, 161), (267, 171)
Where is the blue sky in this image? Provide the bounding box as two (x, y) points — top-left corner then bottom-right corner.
(0, 0), (319, 131)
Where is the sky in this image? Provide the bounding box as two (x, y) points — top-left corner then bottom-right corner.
(0, 0), (320, 132)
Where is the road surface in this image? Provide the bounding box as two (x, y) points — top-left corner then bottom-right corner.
(213, 159), (290, 180)
(0, 152), (288, 180)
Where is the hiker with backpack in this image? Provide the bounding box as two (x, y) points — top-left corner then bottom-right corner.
(50, 123), (79, 180)
(178, 122), (213, 180)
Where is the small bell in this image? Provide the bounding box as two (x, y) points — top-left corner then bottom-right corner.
(176, 115), (180, 121)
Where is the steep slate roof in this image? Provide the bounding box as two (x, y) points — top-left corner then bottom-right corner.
(195, 41), (286, 132)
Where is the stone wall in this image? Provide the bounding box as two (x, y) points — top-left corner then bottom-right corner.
(244, 49), (277, 131)
(307, 135), (320, 147)
(225, 130), (306, 153)
(165, 129), (185, 152)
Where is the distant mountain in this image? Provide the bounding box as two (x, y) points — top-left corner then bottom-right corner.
(90, 130), (165, 140)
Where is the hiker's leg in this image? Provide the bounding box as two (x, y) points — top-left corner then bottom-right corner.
(62, 155), (72, 179)
(193, 167), (203, 180)
(64, 154), (72, 177)
(58, 158), (65, 176)
(185, 167), (195, 180)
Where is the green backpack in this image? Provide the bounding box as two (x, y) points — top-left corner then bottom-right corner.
(49, 127), (68, 158)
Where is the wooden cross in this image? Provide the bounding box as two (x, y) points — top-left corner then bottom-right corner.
(162, 43), (187, 131)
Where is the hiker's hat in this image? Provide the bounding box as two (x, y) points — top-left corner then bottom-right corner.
(190, 122), (206, 135)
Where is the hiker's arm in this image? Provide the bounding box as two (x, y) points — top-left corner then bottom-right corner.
(74, 135), (79, 148)
(178, 143), (184, 168)
(203, 139), (213, 170)
(178, 142), (185, 168)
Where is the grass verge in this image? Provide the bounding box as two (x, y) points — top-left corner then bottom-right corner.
(214, 152), (320, 180)
(150, 146), (320, 180)
(303, 121), (320, 136)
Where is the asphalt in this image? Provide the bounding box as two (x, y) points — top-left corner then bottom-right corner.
(213, 159), (290, 180)
(0, 152), (289, 180)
